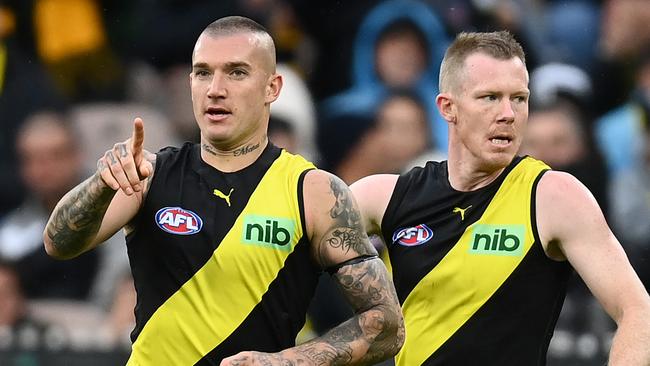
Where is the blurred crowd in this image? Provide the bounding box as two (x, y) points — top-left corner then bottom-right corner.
(0, 0), (649, 365)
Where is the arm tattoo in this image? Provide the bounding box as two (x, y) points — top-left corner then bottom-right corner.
(319, 178), (375, 263)
(288, 259), (404, 365)
(46, 173), (116, 258)
(232, 260), (404, 365)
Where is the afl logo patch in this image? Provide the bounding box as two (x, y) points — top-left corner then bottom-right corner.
(155, 207), (203, 235)
(392, 224), (434, 247)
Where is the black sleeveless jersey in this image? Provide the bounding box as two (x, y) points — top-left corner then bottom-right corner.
(381, 156), (572, 366)
(125, 143), (319, 365)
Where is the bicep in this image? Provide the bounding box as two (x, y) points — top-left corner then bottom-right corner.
(304, 170), (378, 269)
(537, 172), (647, 321)
(349, 174), (398, 236)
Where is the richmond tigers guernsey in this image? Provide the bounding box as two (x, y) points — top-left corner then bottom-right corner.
(381, 156), (572, 366)
(125, 142), (319, 365)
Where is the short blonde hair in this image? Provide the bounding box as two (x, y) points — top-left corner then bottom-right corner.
(439, 31), (526, 93)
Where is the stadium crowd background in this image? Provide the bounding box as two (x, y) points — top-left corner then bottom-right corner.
(0, 0), (649, 365)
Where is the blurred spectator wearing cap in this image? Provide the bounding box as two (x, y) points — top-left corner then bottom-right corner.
(319, 0), (450, 153)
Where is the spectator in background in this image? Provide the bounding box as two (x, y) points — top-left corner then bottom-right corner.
(320, 0), (450, 152)
(268, 115), (298, 154)
(591, 0), (650, 117)
(319, 89), (433, 184)
(521, 100), (608, 214)
(0, 37), (66, 216)
(0, 112), (98, 300)
(0, 260), (32, 328)
(609, 104), (650, 291)
(595, 52), (650, 177)
(0, 258), (53, 351)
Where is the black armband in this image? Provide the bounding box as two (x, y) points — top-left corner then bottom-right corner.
(326, 255), (379, 275)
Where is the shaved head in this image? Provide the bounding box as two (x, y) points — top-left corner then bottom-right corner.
(196, 16), (276, 73)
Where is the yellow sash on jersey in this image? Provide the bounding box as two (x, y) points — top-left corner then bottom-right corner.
(396, 158), (548, 366)
(128, 151), (314, 365)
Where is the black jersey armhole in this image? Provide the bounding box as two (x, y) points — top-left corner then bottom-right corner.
(297, 168), (315, 242)
(530, 168), (550, 246)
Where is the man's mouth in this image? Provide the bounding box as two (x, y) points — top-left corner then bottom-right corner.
(490, 138), (511, 145)
(206, 106), (231, 116)
(205, 106), (231, 121)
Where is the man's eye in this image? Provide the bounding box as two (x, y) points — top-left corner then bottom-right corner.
(231, 69), (247, 77)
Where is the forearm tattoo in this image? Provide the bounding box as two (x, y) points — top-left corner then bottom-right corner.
(46, 173), (116, 257)
(227, 261), (404, 365)
(293, 259), (404, 365)
(319, 178), (375, 264)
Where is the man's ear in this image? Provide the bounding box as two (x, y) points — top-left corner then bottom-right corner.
(266, 73), (283, 104)
(436, 93), (456, 124)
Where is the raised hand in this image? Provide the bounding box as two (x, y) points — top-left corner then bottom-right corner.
(97, 117), (154, 195)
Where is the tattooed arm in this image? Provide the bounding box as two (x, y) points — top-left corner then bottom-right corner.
(44, 118), (156, 259)
(221, 170), (405, 366)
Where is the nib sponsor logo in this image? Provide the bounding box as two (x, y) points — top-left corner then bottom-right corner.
(242, 215), (295, 251)
(469, 224), (525, 256)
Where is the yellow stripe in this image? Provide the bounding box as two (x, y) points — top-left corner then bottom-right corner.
(128, 151), (314, 365)
(396, 158), (548, 366)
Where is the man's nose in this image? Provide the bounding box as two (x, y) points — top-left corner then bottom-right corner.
(207, 75), (227, 98)
(498, 99), (515, 123)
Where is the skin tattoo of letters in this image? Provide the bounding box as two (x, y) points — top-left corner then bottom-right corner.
(202, 141), (261, 157)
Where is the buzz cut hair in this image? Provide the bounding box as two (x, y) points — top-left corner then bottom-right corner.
(202, 16), (276, 61)
(439, 31), (526, 93)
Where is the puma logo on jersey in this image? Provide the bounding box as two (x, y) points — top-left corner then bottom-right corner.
(213, 188), (234, 206)
(453, 205), (472, 220)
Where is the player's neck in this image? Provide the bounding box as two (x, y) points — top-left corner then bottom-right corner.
(447, 151), (505, 192)
(200, 135), (268, 173)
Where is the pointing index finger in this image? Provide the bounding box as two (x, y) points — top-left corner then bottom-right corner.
(131, 117), (145, 154)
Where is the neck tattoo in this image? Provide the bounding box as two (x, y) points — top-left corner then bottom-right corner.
(233, 142), (260, 156)
(202, 140), (263, 157)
